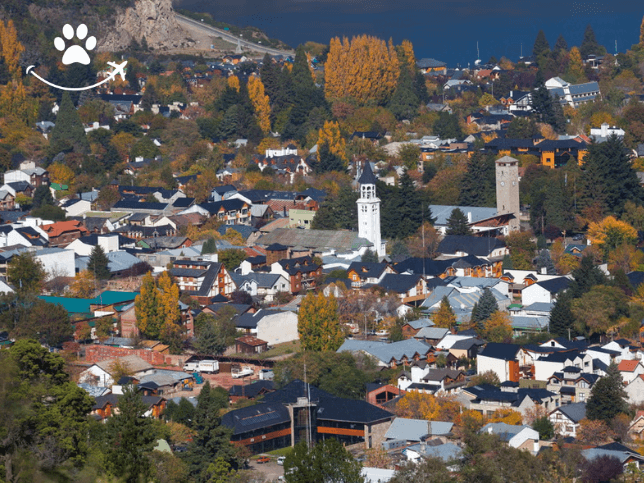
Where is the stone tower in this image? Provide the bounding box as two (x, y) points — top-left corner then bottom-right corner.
(495, 155), (520, 233)
(356, 161), (385, 257)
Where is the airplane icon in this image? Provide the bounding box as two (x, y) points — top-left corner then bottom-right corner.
(107, 61), (128, 81)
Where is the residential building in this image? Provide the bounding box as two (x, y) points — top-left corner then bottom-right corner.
(234, 309), (299, 346)
(480, 423), (539, 451)
(476, 343), (521, 383)
(549, 402), (586, 438)
(41, 220), (89, 248)
(271, 256), (321, 293)
(170, 260), (234, 301)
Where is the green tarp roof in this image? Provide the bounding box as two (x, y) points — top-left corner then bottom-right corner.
(39, 291), (138, 314)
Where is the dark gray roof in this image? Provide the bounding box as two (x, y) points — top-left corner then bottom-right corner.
(221, 402), (291, 435)
(358, 160), (378, 185)
(198, 199), (247, 215)
(535, 277), (571, 294)
(374, 273), (422, 293)
(228, 380), (275, 398)
(113, 200), (168, 211)
(438, 235), (505, 257)
(555, 402), (586, 423)
(347, 262), (389, 280)
(478, 342), (520, 361)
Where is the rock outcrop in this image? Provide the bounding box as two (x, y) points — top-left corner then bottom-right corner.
(98, 0), (194, 51)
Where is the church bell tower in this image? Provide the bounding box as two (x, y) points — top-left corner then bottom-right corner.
(356, 161), (385, 257)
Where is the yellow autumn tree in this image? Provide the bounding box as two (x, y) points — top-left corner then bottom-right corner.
(432, 296), (456, 328)
(48, 162), (76, 187)
(69, 270), (96, 298)
(587, 216), (638, 253)
(298, 292), (344, 351)
(227, 75), (240, 92)
(0, 80), (37, 125)
(640, 15), (644, 45)
(317, 120), (347, 164)
(488, 408), (523, 425)
(247, 75), (271, 133)
(395, 392), (462, 421)
(566, 47), (586, 82)
(0, 20), (25, 80)
(135, 272), (161, 338)
(482, 311), (513, 342)
(589, 112), (617, 129)
(158, 271), (180, 325)
(324, 35), (399, 105)
(400, 39), (416, 71)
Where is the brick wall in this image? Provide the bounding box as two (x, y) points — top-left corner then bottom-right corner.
(84, 345), (188, 367)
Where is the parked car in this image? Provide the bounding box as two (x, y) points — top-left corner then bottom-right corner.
(277, 456), (286, 466)
(257, 456), (270, 464)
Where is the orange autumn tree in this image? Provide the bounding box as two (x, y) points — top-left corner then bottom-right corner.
(482, 311), (513, 342)
(324, 35), (399, 105)
(395, 392), (462, 421)
(488, 408), (523, 425)
(0, 20), (24, 80)
(399, 39), (416, 71)
(227, 75), (240, 92)
(587, 216), (638, 254)
(317, 120), (347, 165)
(247, 75), (271, 133)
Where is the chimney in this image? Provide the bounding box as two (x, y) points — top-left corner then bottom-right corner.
(467, 212), (472, 223)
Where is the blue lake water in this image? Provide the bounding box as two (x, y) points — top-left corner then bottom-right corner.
(176, 0), (643, 66)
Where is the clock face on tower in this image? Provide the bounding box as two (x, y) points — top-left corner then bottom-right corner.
(500, 181), (505, 186)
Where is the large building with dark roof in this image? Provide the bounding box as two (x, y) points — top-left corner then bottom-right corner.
(221, 380), (394, 454)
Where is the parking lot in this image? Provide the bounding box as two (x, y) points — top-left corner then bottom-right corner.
(247, 455), (285, 482)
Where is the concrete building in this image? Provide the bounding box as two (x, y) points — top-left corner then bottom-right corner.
(356, 161), (385, 257)
(495, 156), (520, 232)
(35, 247), (76, 279)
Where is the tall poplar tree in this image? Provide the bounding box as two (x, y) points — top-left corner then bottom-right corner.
(298, 292), (343, 351)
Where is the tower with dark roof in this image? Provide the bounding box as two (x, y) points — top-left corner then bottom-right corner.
(356, 161), (385, 257)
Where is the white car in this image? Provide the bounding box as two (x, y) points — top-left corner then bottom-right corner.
(277, 456), (286, 466)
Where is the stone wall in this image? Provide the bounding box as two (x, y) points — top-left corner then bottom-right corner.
(84, 344), (188, 368)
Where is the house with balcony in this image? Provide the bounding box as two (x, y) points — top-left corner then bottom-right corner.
(170, 260), (234, 302)
(41, 220), (89, 248)
(271, 256), (321, 293)
(179, 199), (251, 225)
(549, 402), (586, 438)
(546, 367), (599, 403)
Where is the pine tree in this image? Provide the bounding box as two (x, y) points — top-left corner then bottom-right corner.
(535, 249), (556, 275)
(551, 96), (566, 133)
(459, 151), (496, 207)
(388, 66), (419, 121)
(553, 34), (568, 56)
(580, 24), (604, 58)
(549, 291), (575, 337)
(446, 208), (472, 236)
(361, 249), (378, 263)
(298, 292), (344, 351)
(88, 244), (110, 280)
(532, 30), (550, 59)
(472, 289), (499, 327)
(32, 185), (54, 208)
(50, 92), (90, 153)
(586, 362), (628, 422)
(433, 296), (456, 328)
(315, 142), (345, 173)
(569, 255), (608, 298)
(433, 111), (463, 139)
(578, 135), (644, 215)
(105, 385), (156, 482)
(396, 170), (423, 239)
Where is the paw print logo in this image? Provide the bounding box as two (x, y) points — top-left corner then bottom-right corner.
(54, 24), (96, 65)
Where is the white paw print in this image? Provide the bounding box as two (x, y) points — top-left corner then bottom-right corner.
(54, 24), (96, 65)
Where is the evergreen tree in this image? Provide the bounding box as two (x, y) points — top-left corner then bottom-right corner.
(105, 385), (157, 483)
(396, 169), (423, 239)
(361, 249), (378, 263)
(284, 439), (363, 483)
(88, 244), (110, 280)
(32, 185), (55, 209)
(578, 135), (644, 215)
(569, 255), (608, 299)
(434, 111), (463, 139)
(388, 67), (419, 121)
(446, 208), (472, 236)
(531, 72), (555, 125)
(535, 249), (556, 275)
(551, 95), (566, 133)
(414, 70), (430, 105)
(202, 237), (217, 254)
(184, 382), (238, 482)
(532, 416), (555, 440)
(580, 24), (604, 58)
(506, 118), (539, 139)
(532, 30), (550, 58)
(544, 174), (575, 232)
(553, 34), (568, 55)
(50, 91), (89, 153)
(316, 141), (345, 173)
(586, 362), (628, 422)
(472, 289), (499, 327)
(459, 151), (496, 207)
(311, 184), (358, 231)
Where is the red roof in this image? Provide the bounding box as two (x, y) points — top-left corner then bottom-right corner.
(618, 360), (641, 372)
(42, 220), (89, 238)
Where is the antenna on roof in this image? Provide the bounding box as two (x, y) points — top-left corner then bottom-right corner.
(615, 40), (617, 55)
(475, 41), (481, 66)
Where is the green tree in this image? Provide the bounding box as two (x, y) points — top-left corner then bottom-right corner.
(506, 118), (539, 139)
(531, 71), (555, 125)
(316, 141), (345, 173)
(580, 24), (604, 58)
(218, 249), (247, 271)
(578, 135), (644, 215)
(361, 249), (378, 263)
(390, 457), (456, 483)
(505, 231), (537, 270)
(31, 204), (66, 221)
(471, 288), (499, 327)
(193, 309), (238, 356)
(7, 252), (46, 295)
(298, 292), (343, 351)
(88, 244), (110, 280)
(311, 184), (358, 231)
(202, 237), (217, 254)
(533, 416), (555, 440)
(553, 34), (568, 56)
(399, 143), (421, 171)
(532, 30), (550, 59)
(568, 255), (608, 298)
(32, 184), (55, 209)
(165, 397), (196, 427)
(459, 151), (496, 207)
(395, 169), (423, 239)
(549, 291), (575, 337)
(446, 208), (473, 236)
(535, 249), (556, 275)
(49, 91), (89, 153)
(388, 66), (419, 121)
(284, 439), (363, 483)
(184, 382), (238, 483)
(586, 362), (628, 422)
(433, 111), (463, 139)
(105, 384), (157, 483)
(11, 300), (72, 347)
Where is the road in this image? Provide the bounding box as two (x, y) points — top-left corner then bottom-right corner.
(175, 14), (295, 57)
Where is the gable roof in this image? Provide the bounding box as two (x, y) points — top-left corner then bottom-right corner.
(618, 360), (641, 372)
(347, 261), (390, 280)
(478, 342), (520, 361)
(374, 273), (422, 293)
(552, 402), (586, 423)
(337, 338), (432, 364)
(533, 277), (571, 294)
(438, 235), (505, 257)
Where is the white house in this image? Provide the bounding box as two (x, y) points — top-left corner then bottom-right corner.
(618, 360), (644, 384)
(603, 339), (634, 363)
(549, 403), (586, 438)
(480, 423), (540, 451)
(66, 233), (129, 257)
(235, 309), (299, 346)
(79, 355), (154, 387)
(534, 352), (593, 382)
(230, 272), (290, 302)
(626, 376), (644, 405)
(521, 277), (570, 306)
(590, 123), (625, 139)
(62, 199), (92, 217)
(35, 247), (76, 279)
(476, 343), (520, 383)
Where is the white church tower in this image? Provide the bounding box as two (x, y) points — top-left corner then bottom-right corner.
(356, 161), (385, 257)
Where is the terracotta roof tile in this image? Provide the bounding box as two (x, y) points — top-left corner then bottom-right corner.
(618, 360), (640, 372)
